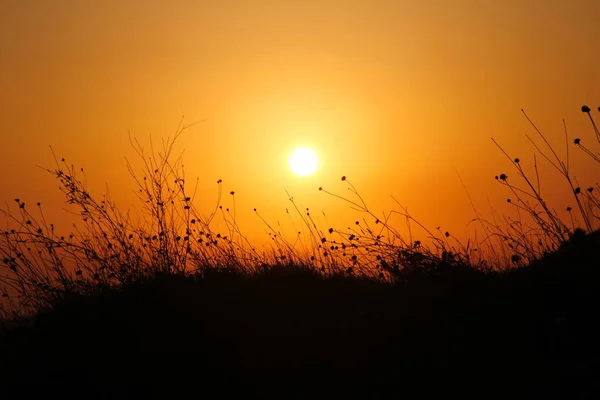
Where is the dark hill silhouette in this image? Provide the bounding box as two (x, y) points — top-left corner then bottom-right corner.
(0, 232), (599, 398)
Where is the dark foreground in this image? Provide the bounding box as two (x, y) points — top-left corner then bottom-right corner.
(0, 235), (599, 398)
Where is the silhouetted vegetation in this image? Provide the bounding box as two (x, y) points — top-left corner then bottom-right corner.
(0, 107), (599, 397)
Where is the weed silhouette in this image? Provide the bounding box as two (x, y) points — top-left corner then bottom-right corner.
(0, 108), (599, 398)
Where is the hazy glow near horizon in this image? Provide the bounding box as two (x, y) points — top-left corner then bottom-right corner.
(289, 148), (318, 176)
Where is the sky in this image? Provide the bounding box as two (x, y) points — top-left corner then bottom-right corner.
(1, 0), (599, 251)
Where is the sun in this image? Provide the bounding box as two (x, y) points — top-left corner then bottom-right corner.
(289, 147), (318, 176)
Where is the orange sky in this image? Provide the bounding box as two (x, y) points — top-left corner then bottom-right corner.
(1, 0), (599, 252)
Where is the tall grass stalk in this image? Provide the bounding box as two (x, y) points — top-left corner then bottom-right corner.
(1, 105), (598, 319)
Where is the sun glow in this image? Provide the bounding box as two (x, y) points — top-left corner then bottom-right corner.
(289, 147), (318, 176)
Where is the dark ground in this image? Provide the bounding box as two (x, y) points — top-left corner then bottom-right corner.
(0, 233), (599, 398)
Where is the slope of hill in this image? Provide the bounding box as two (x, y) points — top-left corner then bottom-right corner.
(0, 232), (598, 398)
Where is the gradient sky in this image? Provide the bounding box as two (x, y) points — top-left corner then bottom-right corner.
(1, 0), (599, 248)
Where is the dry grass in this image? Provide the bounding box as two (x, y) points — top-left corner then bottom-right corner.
(0, 106), (598, 396)
(1, 106), (599, 319)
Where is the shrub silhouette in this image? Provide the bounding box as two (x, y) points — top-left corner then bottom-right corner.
(0, 107), (599, 398)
